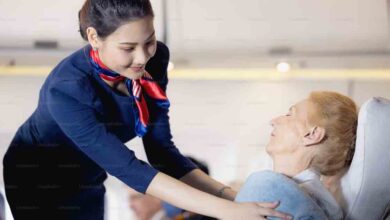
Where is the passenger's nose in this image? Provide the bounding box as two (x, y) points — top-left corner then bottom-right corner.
(270, 116), (281, 126)
(270, 117), (276, 126)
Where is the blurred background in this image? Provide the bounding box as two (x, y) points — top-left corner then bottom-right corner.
(0, 0), (390, 219)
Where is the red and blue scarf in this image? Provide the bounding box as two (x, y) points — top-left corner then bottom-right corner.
(89, 48), (170, 137)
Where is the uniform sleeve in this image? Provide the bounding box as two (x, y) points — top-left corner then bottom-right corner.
(143, 42), (198, 179)
(47, 78), (158, 193)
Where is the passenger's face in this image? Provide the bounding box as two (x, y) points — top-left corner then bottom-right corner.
(266, 99), (311, 156)
(96, 16), (157, 79)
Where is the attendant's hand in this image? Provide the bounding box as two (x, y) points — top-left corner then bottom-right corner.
(220, 201), (292, 220)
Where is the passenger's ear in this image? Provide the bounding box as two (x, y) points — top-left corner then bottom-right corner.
(302, 126), (326, 146)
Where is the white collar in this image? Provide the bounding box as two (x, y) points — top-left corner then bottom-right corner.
(292, 168), (321, 184)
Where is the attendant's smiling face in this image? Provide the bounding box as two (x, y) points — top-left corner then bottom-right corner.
(87, 16), (157, 80)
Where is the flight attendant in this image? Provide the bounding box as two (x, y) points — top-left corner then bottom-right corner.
(3, 0), (291, 219)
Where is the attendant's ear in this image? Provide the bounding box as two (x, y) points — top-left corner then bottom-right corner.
(302, 126), (326, 146)
(86, 27), (101, 50)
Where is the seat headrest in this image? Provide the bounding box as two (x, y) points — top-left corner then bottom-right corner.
(340, 97), (390, 220)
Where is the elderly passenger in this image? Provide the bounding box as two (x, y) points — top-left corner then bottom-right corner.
(236, 91), (358, 220)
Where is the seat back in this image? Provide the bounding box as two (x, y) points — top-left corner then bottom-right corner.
(339, 97), (390, 220)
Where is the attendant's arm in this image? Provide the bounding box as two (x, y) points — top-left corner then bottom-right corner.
(180, 169), (237, 201)
(146, 172), (291, 220)
(47, 79), (159, 192)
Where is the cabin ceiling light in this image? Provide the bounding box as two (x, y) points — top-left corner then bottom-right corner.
(276, 62), (291, 73)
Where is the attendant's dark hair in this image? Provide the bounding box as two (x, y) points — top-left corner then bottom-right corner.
(78, 0), (154, 41)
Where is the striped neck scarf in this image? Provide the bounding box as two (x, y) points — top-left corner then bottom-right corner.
(89, 48), (170, 137)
